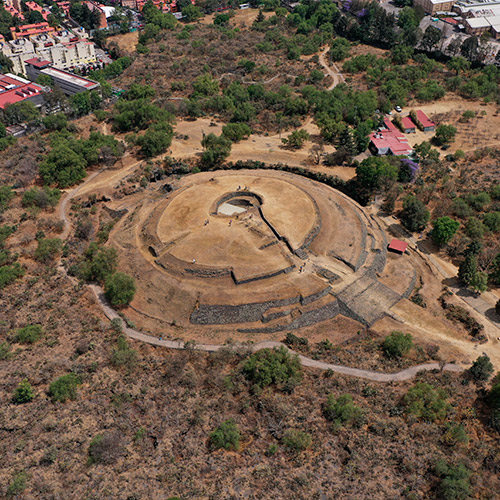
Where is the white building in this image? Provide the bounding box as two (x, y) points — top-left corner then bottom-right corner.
(0, 29), (97, 75)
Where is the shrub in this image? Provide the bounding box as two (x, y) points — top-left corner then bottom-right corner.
(323, 394), (364, 429)
(434, 460), (471, 500)
(12, 379), (34, 404)
(105, 272), (136, 307)
(34, 238), (63, 264)
(0, 341), (12, 360)
(403, 382), (450, 422)
(0, 185), (14, 211)
(441, 423), (468, 446)
(6, 471), (27, 498)
(241, 347), (302, 392)
(281, 429), (312, 452)
(209, 419), (240, 451)
(432, 124), (457, 146)
(14, 324), (43, 344)
(469, 354), (494, 382)
(382, 331), (413, 359)
(222, 122), (252, 142)
(49, 373), (81, 402)
(22, 186), (61, 209)
(0, 263), (24, 289)
(88, 432), (124, 464)
(111, 336), (137, 368)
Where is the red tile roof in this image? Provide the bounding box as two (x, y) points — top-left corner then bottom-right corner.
(416, 110), (435, 128)
(388, 239), (408, 253)
(401, 116), (416, 129)
(369, 117), (413, 156)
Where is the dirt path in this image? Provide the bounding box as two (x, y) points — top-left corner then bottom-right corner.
(89, 285), (463, 382)
(318, 47), (345, 90)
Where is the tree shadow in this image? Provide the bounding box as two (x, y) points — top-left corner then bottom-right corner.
(485, 307), (500, 326)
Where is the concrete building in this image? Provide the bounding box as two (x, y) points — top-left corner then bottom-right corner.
(464, 16), (491, 34)
(414, 0), (455, 15)
(0, 29), (97, 75)
(0, 72), (44, 109)
(25, 58), (99, 95)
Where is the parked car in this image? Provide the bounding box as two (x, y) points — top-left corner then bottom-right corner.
(395, 105), (402, 112)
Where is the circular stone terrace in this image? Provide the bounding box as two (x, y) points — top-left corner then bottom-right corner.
(108, 170), (417, 337)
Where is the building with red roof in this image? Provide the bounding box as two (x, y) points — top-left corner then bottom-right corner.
(25, 2), (51, 21)
(369, 117), (413, 157)
(401, 116), (416, 134)
(10, 22), (56, 40)
(416, 110), (435, 131)
(388, 239), (408, 254)
(0, 72), (44, 109)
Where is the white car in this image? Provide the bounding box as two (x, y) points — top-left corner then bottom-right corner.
(395, 105), (402, 112)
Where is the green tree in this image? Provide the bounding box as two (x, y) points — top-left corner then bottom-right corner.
(222, 123), (252, 142)
(12, 379), (35, 404)
(329, 37), (350, 61)
(433, 124), (457, 146)
(282, 129), (310, 149)
(39, 144), (87, 188)
(461, 35), (481, 63)
(22, 186), (61, 209)
(35, 238), (62, 264)
(241, 346), (302, 393)
(323, 394), (363, 428)
(192, 73), (219, 97)
(468, 354), (494, 382)
(400, 195), (430, 232)
(209, 419), (240, 451)
(42, 113), (68, 131)
(355, 157), (398, 192)
(421, 25), (442, 51)
(483, 212), (500, 232)
(434, 460), (471, 500)
(201, 133), (232, 167)
(470, 271), (488, 294)
(137, 123), (174, 158)
(447, 56), (470, 75)
(403, 382), (450, 422)
(458, 253), (477, 286)
(430, 216), (460, 247)
(105, 272), (136, 307)
(3, 101), (40, 126)
(49, 373), (81, 402)
(382, 331), (413, 359)
(182, 4), (202, 21)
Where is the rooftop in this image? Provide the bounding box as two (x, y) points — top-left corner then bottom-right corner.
(0, 73), (43, 109)
(465, 17), (491, 27)
(416, 110), (435, 128)
(388, 239), (408, 254)
(401, 116), (416, 129)
(41, 66), (99, 88)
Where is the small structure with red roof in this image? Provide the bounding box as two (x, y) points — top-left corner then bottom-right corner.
(401, 116), (416, 134)
(10, 22), (56, 40)
(416, 110), (435, 132)
(388, 238), (408, 255)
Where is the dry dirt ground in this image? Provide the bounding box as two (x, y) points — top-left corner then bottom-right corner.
(108, 31), (139, 54)
(170, 118), (356, 181)
(401, 97), (500, 154)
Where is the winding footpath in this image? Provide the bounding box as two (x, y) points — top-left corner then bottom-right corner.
(318, 46), (346, 90)
(55, 165), (468, 383)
